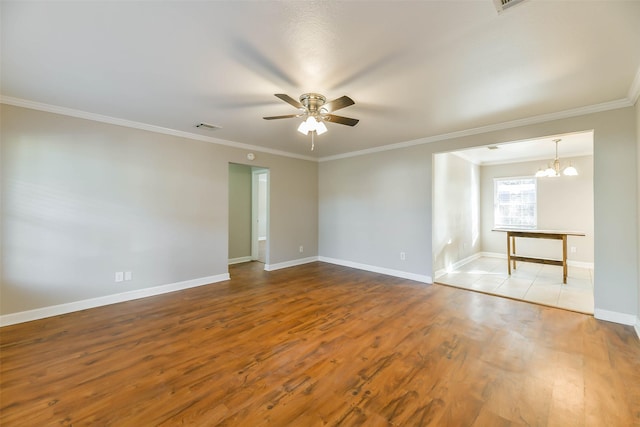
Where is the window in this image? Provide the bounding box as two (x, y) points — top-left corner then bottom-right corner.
(494, 177), (536, 229)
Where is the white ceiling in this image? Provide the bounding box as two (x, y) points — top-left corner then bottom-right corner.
(2, 1), (639, 160)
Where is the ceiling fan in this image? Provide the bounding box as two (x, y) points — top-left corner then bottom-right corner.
(263, 93), (359, 132)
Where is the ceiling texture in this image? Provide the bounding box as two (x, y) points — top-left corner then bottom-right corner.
(2, 1), (640, 161)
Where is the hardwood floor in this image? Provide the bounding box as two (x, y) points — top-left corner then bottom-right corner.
(1, 261), (639, 426)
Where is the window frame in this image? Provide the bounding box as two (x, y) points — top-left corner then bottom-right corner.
(493, 176), (538, 230)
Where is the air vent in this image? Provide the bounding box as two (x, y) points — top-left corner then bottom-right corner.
(195, 123), (221, 131)
(487, 145), (499, 150)
(493, 0), (528, 13)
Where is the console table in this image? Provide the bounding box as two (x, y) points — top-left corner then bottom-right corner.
(493, 229), (585, 284)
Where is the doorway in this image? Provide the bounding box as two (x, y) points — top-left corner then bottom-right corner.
(252, 169), (269, 263)
(228, 164), (269, 266)
(432, 131), (595, 314)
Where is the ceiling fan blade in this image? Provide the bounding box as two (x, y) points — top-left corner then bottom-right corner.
(263, 114), (302, 120)
(323, 96), (355, 112)
(324, 114), (359, 126)
(274, 93), (303, 109)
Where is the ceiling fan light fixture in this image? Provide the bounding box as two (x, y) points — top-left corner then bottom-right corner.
(264, 93), (358, 150)
(297, 120), (310, 135)
(298, 116), (328, 135)
(316, 120), (328, 135)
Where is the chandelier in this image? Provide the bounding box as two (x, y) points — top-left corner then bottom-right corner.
(535, 139), (578, 177)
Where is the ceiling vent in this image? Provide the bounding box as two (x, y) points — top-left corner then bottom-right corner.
(493, 0), (528, 13)
(195, 122), (221, 131)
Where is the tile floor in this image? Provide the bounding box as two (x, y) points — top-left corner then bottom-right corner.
(435, 256), (594, 314)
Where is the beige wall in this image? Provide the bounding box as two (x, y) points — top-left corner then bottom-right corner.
(2, 102), (637, 322)
(319, 145), (430, 274)
(433, 152), (480, 272)
(228, 163), (252, 260)
(481, 155), (594, 263)
(636, 99), (640, 330)
(319, 107), (638, 319)
(1, 105), (318, 315)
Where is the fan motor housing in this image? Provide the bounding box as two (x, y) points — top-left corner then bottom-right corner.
(300, 93), (326, 113)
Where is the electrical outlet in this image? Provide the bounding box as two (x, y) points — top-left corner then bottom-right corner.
(400, 252), (406, 261)
(115, 272), (124, 282)
(570, 246), (577, 253)
(124, 271), (132, 281)
(299, 245), (304, 253)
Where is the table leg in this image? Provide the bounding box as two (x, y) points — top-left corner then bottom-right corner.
(512, 236), (517, 270)
(507, 233), (511, 275)
(562, 234), (567, 284)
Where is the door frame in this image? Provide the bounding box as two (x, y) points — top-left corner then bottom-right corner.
(251, 168), (269, 263)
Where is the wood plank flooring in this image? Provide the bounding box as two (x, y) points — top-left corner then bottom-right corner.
(1, 261), (639, 426)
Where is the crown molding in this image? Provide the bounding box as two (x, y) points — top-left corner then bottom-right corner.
(2, 94), (633, 165)
(318, 98), (632, 162)
(0, 96), (317, 162)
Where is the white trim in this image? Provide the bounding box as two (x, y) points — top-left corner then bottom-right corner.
(567, 260), (594, 269)
(228, 256), (252, 265)
(2, 95), (633, 164)
(0, 96), (316, 162)
(264, 256), (319, 271)
(627, 65), (640, 105)
(318, 256), (432, 283)
(434, 252), (483, 278)
(318, 98), (631, 162)
(594, 309), (637, 326)
(434, 268), (447, 279)
(481, 251), (507, 259)
(635, 320), (640, 341)
(251, 168), (270, 262)
(0, 273), (230, 327)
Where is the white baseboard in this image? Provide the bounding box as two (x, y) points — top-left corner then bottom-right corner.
(434, 252), (483, 278)
(567, 260), (595, 269)
(0, 273), (230, 327)
(264, 256), (318, 271)
(635, 320), (640, 340)
(228, 256), (252, 265)
(318, 256), (431, 283)
(481, 251), (506, 259)
(594, 308), (637, 326)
